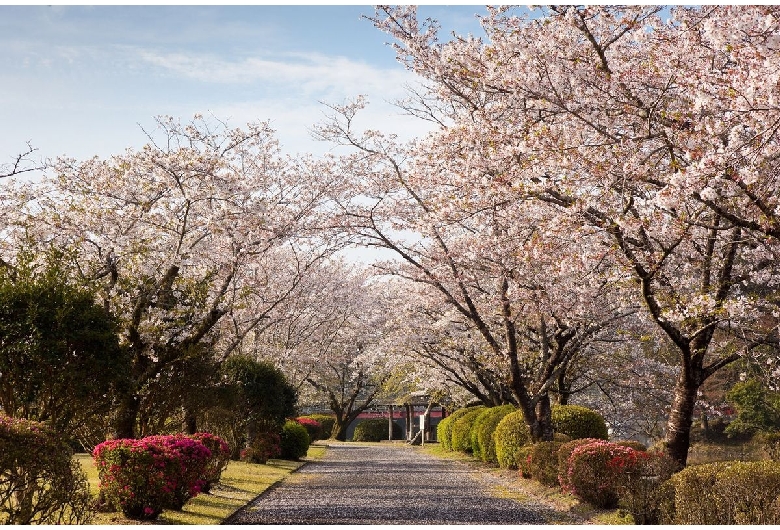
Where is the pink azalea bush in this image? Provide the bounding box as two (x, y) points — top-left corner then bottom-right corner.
(93, 434), (211, 520)
(189, 432), (230, 492)
(295, 416), (323, 442)
(562, 440), (638, 508)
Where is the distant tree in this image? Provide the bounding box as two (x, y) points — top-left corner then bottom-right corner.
(0, 248), (128, 438)
(725, 379), (780, 438)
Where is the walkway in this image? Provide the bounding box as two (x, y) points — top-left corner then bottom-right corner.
(225, 443), (559, 525)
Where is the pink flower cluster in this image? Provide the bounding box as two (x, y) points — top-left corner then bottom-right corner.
(561, 440), (641, 508)
(93, 433), (220, 520)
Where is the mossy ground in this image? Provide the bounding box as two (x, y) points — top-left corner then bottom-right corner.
(75, 444), (326, 524)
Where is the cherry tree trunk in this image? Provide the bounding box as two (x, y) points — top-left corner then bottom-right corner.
(664, 371), (700, 469)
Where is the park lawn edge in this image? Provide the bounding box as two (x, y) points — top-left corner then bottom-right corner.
(75, 443), (327, 525)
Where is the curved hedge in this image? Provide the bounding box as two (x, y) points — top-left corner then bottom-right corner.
(557, 438), (604, 491)
(493, 410), (532, 469)
(660, 460), (780, 524)
(551, 404), (608, 440)
(562, 440), (636, 508)
(526, 441), (564, 487)
(438, 407), (479, 451)
(295, 416), (323, 442)
(279, 420), (310, 460)
(471, 405), (516, 464)
(1, 415), (92, 524)
(352, 418), (403, 442)
(451, 406), (487, 453)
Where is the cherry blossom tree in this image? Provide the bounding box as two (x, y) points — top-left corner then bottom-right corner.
(316, 97), (639, 442)
(369, 5), (780, 466)
(4, 115), (345, 438)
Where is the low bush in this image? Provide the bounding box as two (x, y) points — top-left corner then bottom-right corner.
(295, 417), (323, 442)
(0, 415), (92, 524)
(451, 406), (486, 453)
(562, 440), (636, 508)
(438, 407), (479, 451)
(614, 440), (647, 451)
(526, 441), (564, 487)
(757, 431), (780, 461)
(551, 405), (608, 440)
(493, 411), (532, 469)
(279, 420), (309, 460)
(241, 431), (281, 464)
(189, 432), (230, 493)
(471, 405), (516, 464)
(93, 434), (211, 519)
(352, 418), (403, 442)
(660, 460), (780, 524)
(613, 450), (677, 524)
(516, 445), (535, 479)
(303, 414), (336, 440)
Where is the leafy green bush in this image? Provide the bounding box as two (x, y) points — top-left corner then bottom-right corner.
(526, 441), (564, 487)
(304, 414), (336, 440)
(493, 410), (532, 469)
(660, 460), (780, 524)
(0, 415), (92, 524)
(471, 405), (516, 464)
(724, 379), (780, 438)
(279, 420), (310, 460)
(551, 404), (608, 440)
(352, 418), (403, 442)
(451, 406), (486, 453)
(438, 407), (479, 451)
(516, 445), (535, 478)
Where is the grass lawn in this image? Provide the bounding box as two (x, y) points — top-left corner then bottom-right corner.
(75, 444), (326, 525)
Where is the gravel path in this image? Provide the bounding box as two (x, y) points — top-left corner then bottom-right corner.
(225, 443), (563, 525)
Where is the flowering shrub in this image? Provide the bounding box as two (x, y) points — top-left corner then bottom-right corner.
(556, 438), (603, 491)
(303, 414), (336, 440)
(295, 417), (323, 442)
(93, 434), (211, 519)
(279, 420), (310, 460)
(189, 433), (230, 493)
(241, 431), (281, 464)
(0, 415), (92, 524)
(562, 440), (637, 508)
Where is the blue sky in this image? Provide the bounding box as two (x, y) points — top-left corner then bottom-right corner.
(1, 5), (491, 165)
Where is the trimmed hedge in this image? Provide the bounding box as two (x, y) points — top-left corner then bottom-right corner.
(493, 410), (532, 469)
(438, 407), (479, 451)
(517, 445), (535, 479)
(526, 441), (564, 487)
(279, 420), (310, 460)
(614, 450), (677, 525)
(551, 404), (608, 440)
(557, 438), (605, 492)
(660, 460), (780, 524)
(352, 418), (403, 442)
(471, 405), (516, 464)
(451, 406), (487, 453)
(1, 415), (92, 524)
